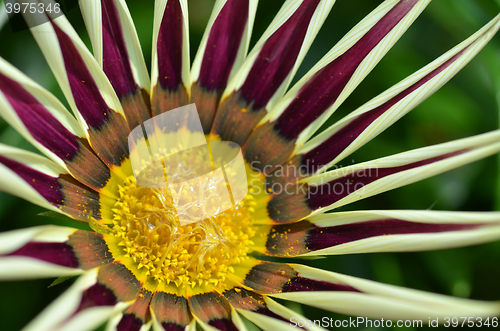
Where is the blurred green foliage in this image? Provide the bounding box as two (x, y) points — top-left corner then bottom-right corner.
(0, 0), (500, 330)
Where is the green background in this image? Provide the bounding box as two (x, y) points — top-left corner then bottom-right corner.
(0, 0), (500, 330)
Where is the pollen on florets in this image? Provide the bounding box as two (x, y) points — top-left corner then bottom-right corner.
(107, 175), (256, 288)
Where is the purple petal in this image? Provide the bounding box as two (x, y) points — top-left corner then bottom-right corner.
(275, 0), (419, 139)
(197, 0), (249, 90)
(0, 155), (107, 221)
(8, 242), (79, 268)
(0, 71), (118, 193)
(117, 289), (152, 331)
(52, 22), (130, 167)
(243, 261), (359, 294)
(101, 0), (151, 129)
(192, 0), (250, 132)
(212, 0), (322, 144)
(77, 262), (141, 312)
(188, 292), (238, 331)
(267, 149), (467, 223)
(299, 50), (467, 175)
(265, 219), (485, 256)
(244, 0), (420, 171)
(156, 0), (184, 91)
(101, 0), (137, 97)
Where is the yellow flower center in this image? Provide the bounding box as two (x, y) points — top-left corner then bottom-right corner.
(105, 175), (256, 288)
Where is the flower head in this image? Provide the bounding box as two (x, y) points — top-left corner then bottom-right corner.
(0, 0), (500, 330)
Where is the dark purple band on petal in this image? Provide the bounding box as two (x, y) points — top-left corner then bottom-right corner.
(238, 0), (320, 109)
(198, 0), (249, 90)
(189, 292), (238, 331)
(117, 289), (152, 331)
(307, 149), (467, 210)
(284, 276), (360, 293)
(306, 219), (485, 251)
(0, 72), (120, 193)
(0, 155), (64, 204)
(0, 155), (108, 221)
(274, 0), (419, 139)
(209, 319), (238, 331)
(101, 0), (138, 97)
(157, 0), (184, 90)
(8, 242), (79, 268)
(301, 49), (466, 171)
(244, 262), (358, 294)
(76, 262), (141, 312)
(117, 315), (143, 331)
(0, 72), (79, 160)
(266, 149), (468, 223)
(52, 21), (131, 167)
(51, 23), (112, 129)
(98, 262), (142, 299)
(161, 324), (186, 331)
(265, 218), (487, 256)
(77, 283), (117, 312)
(225, 287), (299, 327)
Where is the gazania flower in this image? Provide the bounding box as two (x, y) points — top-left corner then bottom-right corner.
(1, 0), (500, 330)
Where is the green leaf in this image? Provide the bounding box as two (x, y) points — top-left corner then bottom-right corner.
(48, 276), (74, 288)
(37, 211), (78, 222)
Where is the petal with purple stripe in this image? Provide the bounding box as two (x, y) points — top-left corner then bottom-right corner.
(243, 0), (430, 171)
(0, 145), (115, 221)
(151, 0), (190, 116)
(29, 15), (130, 172)
(115, 288), (153, 331)
(191, 0), (257, 132)
(271, 264), (500, 319)
(267, 129), (500, 223)
(76, 262), (142, 314)
(0, 225), (84, 280)
(0, 59), (121, 197)
(23, 269), (131, 331)
(260, 210), (500, 257)
(150, 285), (193, 331)
(285, 13), (500, 181)
(80, 0), (151, 130)
(188, 290), (244, 331)
(211, 0), (335, 144)
(224, 286), (318, 331)
(236, 259), (359, 295)
(4, 229), (114, 271)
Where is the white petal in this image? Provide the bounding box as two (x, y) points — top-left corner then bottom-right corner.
(0, 144), (67, 213)
(262, 0), (431, 144)
(58, 301), (131, 331)
(300, 210), (500, 255)
(304, 130), (500, 213)
(272, 265), (500, 320)
(238, 297), (326, 331)
(0, 257), (83, 280)
(0, 58), (86, 168)
(80, 0), (151, 92)
(23, 269), (98, 331)
(27, 6), (125, 133)
(297, 13), (500, 167)
(151, 0), (191, 92)
(222, 0), (336, 111)
(191, 0), (259, 84)
(0, 224), (76, 255)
